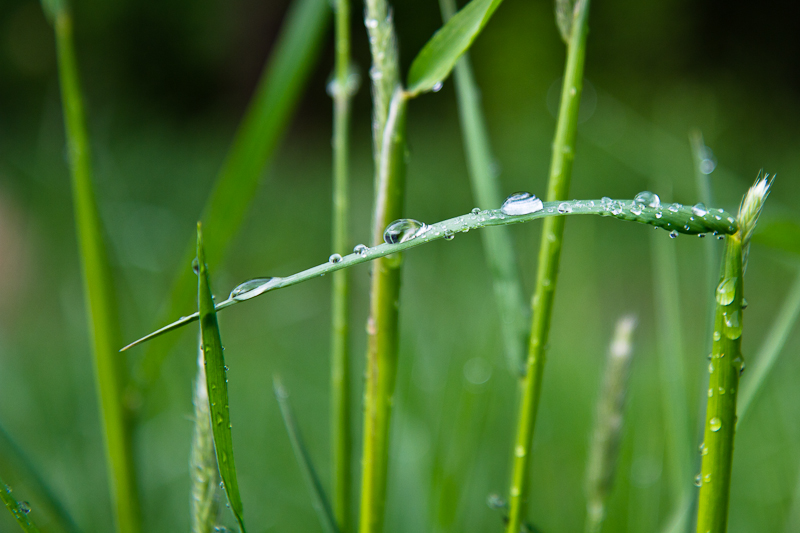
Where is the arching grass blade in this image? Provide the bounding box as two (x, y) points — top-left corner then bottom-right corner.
(190, 339), (219, 533)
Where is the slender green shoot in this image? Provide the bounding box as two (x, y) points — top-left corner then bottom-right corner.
(329, 0), (356, 527)
(274, 376), (340, 533)
(136, 0), (331, 387)
(585, 315), (637, 533)
(696, 176), (771, 533)
(196, 224), (246, 533)
(45, 3), (140, 532)
(737, 267), (800, 423)
(1, 480), (41, 533)
(505, 1), (591, 530)
(121, 197), (738, 350)
(190, 340), (218, 533)
(438, 0), (528, 374)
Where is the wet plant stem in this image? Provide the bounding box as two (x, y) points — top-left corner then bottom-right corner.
(52, 8), (141, 533)
(330, 0), (353, 529)
(506, 1), (590, 531)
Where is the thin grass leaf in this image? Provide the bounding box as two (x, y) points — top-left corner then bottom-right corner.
(1, 480), (41, 533)
(439, 0), (528, 374)
(406, 0), (503, 97)
(0, 424), (79, 533)
(121, 197), (739, 349)
(190, 339), (219, 533)
(137, 0), (331, 387)
(737, 267), (800, 423)
(46, 4), (141, 532)
(196, 224), (245, 533)
(273, 376), (340, 533)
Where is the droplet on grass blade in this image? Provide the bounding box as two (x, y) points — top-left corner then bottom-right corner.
(329, 253), (342, 264)
(354, 244), (369, 257)
(500, 192), (544, 216)
(709, 417), (722, 432)
(633, 191), (661, 208)
(715, 277), (737, 306)
(692, 203), (709, 217)
(229, 277), (281, 301)
(383, 219), (429, 244)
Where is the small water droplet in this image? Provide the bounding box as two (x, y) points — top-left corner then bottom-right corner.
(715, 277), (737, 306)
(718, 386), (725, 395)
(699, 442), (708, 455)
(557, 202), (572, 214)
(432, 81), (444, 92)
(19, 501), (30, 514)
(708, 362), (714, 374)
(692, 203), (708, 217)
(698, 233), (706, 238)
(471, 207), (481, 215)
(741, 297), (748, 309)
(668, 204), (680, 213)
(704, 473), (712, 483)
(219, 481), (225, 489)
(500, 192), (544, 216)
(229, 277), (281, 301)
(444, 229), (455, 241)
(669, 230), (679, 239)
(329, 253), (343, 263)
(733, 356), (746, 376)
(707, 387), (713, 397)
(192, 257), (200, 274)
(354, 244), (369, 257)
(634, 191), (661, 208)
(709, 417), (722, 432)
(515, 444), (526, 457)
(694, 473), (703, 487)
(223, 365), (229, 372)
(630, 203), (643, 215)
(717, 235), (725, 240)
(366, 18), (378, 28)
(383, 219), (428, 244)
(655, 210), (663, 219)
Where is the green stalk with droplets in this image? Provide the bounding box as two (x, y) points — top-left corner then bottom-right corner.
(43, 3), (141, 532)
(438, 0), (528, 374)
(1, 478), (41, 533)
(505, 1), (591, 531)
(190, 340), (218, 533)
(330, 0), (354, 528)
(696, 177), (771, 533)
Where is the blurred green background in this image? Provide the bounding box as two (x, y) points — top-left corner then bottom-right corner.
(1, 0), (799, 531)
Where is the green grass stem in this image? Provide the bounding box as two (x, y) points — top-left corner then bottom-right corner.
(1, 479), (42, 533)
(274, 377), (340, 533)
(48, 6), (141, 533)
(196, 224), (246, 533)
(438, 0), (528, 374)
(330, 0), (355, 527)
(137, 0), (330, 388)
(505, 1), (591, 530)
(190, 341), (218, 533)
(121, 197), (738, 350)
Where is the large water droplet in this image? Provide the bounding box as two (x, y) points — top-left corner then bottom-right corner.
(724, 309), (742, 339)
(694, 473), (703, 487)
(500, 192), (544, 216)
(692, 203), (708, 217)
(329, 253), (343, 264)
(229, 277), (281, 301)
(557, 202), (572, 214)
(709, 417), (722, 432)
(634, 191), (661, 208)
(383, 219), (428, 244)
(716, 277), (737, 306)
(354, 244), (369, 257)
(669, 230), (679, 239)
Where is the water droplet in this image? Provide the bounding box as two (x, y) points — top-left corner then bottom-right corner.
(669, 230), (679, 239)
(4, 484), (10, 494)
(704, 473), (712, 483)
(514, 444), (526, 457)
(694, 474), (703, 487)
(510, 486), (520, 497)
(501, 192), (544, 216)
(700, 157), (716, 175)
(718, 386), (725, 395)
(19, 501), (30, 514)
(708, 362), (714, 374)
(223, 365), (229, 372)
(630, 203), (643, 215)
(699, 442), (707, 455)
(365, 18), (378, 28)
(698, 233), (706, 238)
(707, 387), (713, 397)
(216, 415), (224, 425)
(634, 191), (661, 208)
(741, 297), (748, 310)
(668, 204), (680, 213)
(557, 202), (572, 214)
(610, 202), (623, 215)
(709, 417), (722, 432)
(329, 253), (343, 264)
(724, 309), (742, 339)
(692, 203), (708, 217)
(432, 81), (443, 92)
(716, 277), (737, 306)
(463, 357), (492, 385)
(229, 277), (281, 301)
(655, 210), (663, 219)
(444, 229), (455, 241)
(354, 244), (369, 257)
(733, 356), (746, 376)
(383, 219), (428, 244)
(192, 257), (200, 274)
(471, 207), (481, 215)
(717, 235), (725, 240)
(219, 481), (225, 489)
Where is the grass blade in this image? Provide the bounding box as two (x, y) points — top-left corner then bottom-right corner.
(406, 0), (503, 97)
(122, 197), (739, 349)
(137, 0), (331, 387)
(584, 316), (637, 533)
(438, 0), (528, 374)
(44, 3), (141, 532)
(196, 224), (245, 533)
(1, 479), (41, 533)
(190, 339), (219, 533)
(737, 267), (800, 423)
(505, 1), (591, 531)
(274, 376), (340, 533)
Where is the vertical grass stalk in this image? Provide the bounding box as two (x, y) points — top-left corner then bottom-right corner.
(190, 340), (218, 533)
(696, 177), (771, 533)
(330, 0), (355, 528)
(506, 1), (591, 531)
(438, 0), (529, 374)
(47, 4), (141, 532)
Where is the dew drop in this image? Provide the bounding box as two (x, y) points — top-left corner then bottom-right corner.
(668, 204), (680, 213)
(630, 203), (643, 216)
(19, 501), (30, 514)
(707, 387), (713, 397)
(219, 481), (225, 489)
(365, 18), (378, 28)
(500, 192), (544, 216)
(329, 253), (343, 264)
(229, 277), (280, 301)
(669, 230), (679, 239)
(383, 219), (428, 244)
(192, 257), (200, 274)
(692, 203), (708, 217)
(354, 244), (369, 257)
(704, 473), (712, 483)
(634, 191), (661, 208)
(444, 229), (455, 241)
(694, 474), (703, 487)
(709, 417), (722, 432)
(514, 444), (526, 457)
(471, 207), (481, 215)
(741, 297), (748, 310)
(715, 277), (737, 306)
(718, 386), (725, 395)
(723, 309), (742, 339)
(432, 81), (444, 92)
(557, 202), (572, 214)
(733, 356), (746, 376)
(655, 210), (663, 219)
(708, 362), (714, 374)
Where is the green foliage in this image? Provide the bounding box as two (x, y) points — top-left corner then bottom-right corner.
(1, 480), (41, 533)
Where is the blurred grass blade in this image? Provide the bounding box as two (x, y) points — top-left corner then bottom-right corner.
(137, 0), (331, 386)
(273, 376), (340, 533)
(190, 339), (219, 533)
(0, 424), (79, 533)
(737, 267), (800, 423)
(584, 315), (637, 533)
(752, 216), (800, 258)
(439, 0), (528, 374)
(1, 479), (41, 533)
(47, 4), (141, 532)
(197, 224), (246, 533)
(406, 0), (503, 97)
